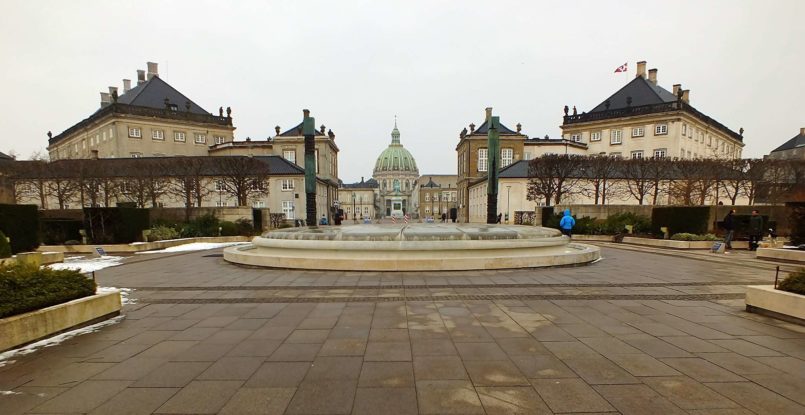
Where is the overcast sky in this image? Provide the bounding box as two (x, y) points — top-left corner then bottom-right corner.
(1, 1), (802, 182)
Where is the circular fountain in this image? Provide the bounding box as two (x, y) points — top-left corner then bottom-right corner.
(224, 224), (600, 271)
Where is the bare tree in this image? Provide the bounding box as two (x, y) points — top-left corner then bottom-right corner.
(622, 157), (654, 205)
(527, 155), (584, 206)
(215, 156), (271, 206)
(742, 158), (770, 205)
(169, 157), (214, 221)
(581, 155), (622, 205)
(12, 160), (50, 208)
(719, 158), (748, 205)
(46, 163), (80, 209)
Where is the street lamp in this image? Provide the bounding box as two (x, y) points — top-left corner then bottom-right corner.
(506, 185), (511, 224)
(352, 193), (357, 223)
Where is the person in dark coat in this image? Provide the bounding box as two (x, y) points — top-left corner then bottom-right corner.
(496, 213), (502, 224)
(723, 209), (736, 249)
(748, 210), (763, 251)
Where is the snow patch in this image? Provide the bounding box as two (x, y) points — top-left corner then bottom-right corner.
(97, 287), (137, 305)
(137, 241), (248, 254)
(0, 315), (124, 368)
(1, 390), (22, 395)
(47, 256), (124, 273)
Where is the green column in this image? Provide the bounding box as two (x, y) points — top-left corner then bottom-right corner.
(303, 109), (316, 226)
(486, 114), (500, 224)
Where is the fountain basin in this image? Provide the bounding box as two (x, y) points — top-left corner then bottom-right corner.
(224, 224), (600, 271)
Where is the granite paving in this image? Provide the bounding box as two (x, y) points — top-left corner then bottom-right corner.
(1, 245), (804, 414)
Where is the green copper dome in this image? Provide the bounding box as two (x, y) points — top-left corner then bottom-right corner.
(373, 122), (419, 174)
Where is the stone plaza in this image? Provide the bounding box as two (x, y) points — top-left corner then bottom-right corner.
(1, 243), (804, 414)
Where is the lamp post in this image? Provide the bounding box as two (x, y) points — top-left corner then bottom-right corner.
(506, 185), (511, 224)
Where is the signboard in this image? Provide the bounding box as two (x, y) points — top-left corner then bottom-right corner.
(711, 242), (725, 254)
(95, 247), (107, 257)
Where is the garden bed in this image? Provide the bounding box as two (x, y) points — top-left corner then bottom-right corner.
(745, 285), (805, 325)
(37, 236), (250, 254)
(621, 236), (748, 250)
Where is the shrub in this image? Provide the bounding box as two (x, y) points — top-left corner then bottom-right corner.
(0, 263), (96, 318)
(180, 214), (220, 237)
(41, 219), (83, 245)
(778, 269), (805, 295)
(789, 203), (805, 245)
(652, 206), (710, 237)
(219, 221), (238, 236)
(0, 204), (40, 254)
(146, 225), (180, 242)
(0, 231), (11, 258)
(604, 212), (651, 235)
(671, 233), (720, 241)
(234, 218), (254, 236)
(84, 207), (150, 244)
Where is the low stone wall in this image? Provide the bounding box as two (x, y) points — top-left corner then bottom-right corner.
(746, 285), (805, 324)
(573, 235), (615, 242)
(756, 248), (805, 263)
(622, 237), (749, 250)
(0, 292), (121, 352)
(0, 251), (65, 267)
(38, 236), (250, 254)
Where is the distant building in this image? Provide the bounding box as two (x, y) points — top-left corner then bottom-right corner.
(768, 128), (805, 160)
(339, 177), (379, 220)
(373, 122), (419, 218)
(415, 175), (457, 220)
(48, 62), (235, 160)
(560, 60), (744, 160)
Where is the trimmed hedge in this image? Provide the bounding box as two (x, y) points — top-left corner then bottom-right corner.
(652, 207), (710, 237)
(0, 231), (10, 258)
(0, 263), (96, 318)
(84, 207), (150, 244)
(778, 269), (805, 296)
(788, 203), (805, 245)
(41, 219), (83, 245)
(0, 204), (40, 254)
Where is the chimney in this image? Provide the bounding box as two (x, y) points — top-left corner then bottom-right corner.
(681, 90), (690, 104)
(672, 84), (681, 95)
(636, 61), (647, 78)
(800, 127), (805, 136)
(137, 70), (146, 85)
(648, 68), (658, 85)
(123, 79), (131, 92)
(100, 92), (111, 107)
(108, 86), (118, 96)
(485, 107), (493, 122)
(91, 150), (99, 160)
(146, 62), (158, 80)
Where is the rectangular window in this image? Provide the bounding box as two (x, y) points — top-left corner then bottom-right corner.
(501, 148), (513, 167)
(653, 148), (667, 158)
(610, 152), (622, 157)
(215, 180), (224, 191)
(130, 152), (142, 158)
(655, 124), (668, 135)
(425, 193), (430, 202)
(364, 206), (369, 214)
(252, 201), (265, 208)
(682, 124), (687, 135)
(283, 150), (296, 164)
(216, 201), (228, 207)
(315, 149), (319, 173)
(590, 131), (602, 141)
(109, 128), (114, 138)
(282, 201), (294, 219)
(281, 179), (294, 191)
(128, 127), (141, 138)
(214, 136), (226, 144)
(631, 151), (643, 159)
(570, 133), (581, 142)
(194, 133), (206, 144)
(152, 130), (164, 140)
(478, 148), (488, 172)
(174, 131), (186, 142)
(610, 130), (622, 144)
(524, 152), (532, 160)
(631, 127), (644, 137)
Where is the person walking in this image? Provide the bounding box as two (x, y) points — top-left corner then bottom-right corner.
(496, 213), (502, 224)
(559, 209), (575, 237)
(748, 210), (763, 251)
(723, 209), (736, 249)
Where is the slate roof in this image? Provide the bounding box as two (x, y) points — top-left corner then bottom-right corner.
(278, 122), (326, 137)
(590, 76), (678, 112)
(421, 177), (440, 188)
(498, 160), (530, 178)
(470, 119), (521, 135)
(115, 76), (208, 114)
(770, 131), (805, 153)
(0, 152), (13, 160)
(253, 156), (304, 174)
(341, 178), (379, 189)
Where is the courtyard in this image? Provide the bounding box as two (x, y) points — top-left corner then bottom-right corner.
(1, 245), (804, 414)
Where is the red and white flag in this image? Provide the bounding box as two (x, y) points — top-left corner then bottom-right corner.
(614, 62), (628, 73)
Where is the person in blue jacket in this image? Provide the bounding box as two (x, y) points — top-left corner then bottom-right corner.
(559, 209), (575, 237)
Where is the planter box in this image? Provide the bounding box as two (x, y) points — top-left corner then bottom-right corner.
(573, 235), (615, 242)
(0, 251), (65, 267)
(746, 285), (805, 324)
(0, 292), (121, 352)
(38, 236), (249, 254)
(622, 237), (748, 250)
(756, 248), (805, 264)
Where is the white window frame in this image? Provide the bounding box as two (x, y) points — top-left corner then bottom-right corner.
(653, 148), (667, 158)
(610, 130), (622, 144)
(501, 148), (513, 167)
(282, 200), (294, 219)
(630, 150), (644, 159)
(281, 179), (294, 191)
(478, 148), (488, 172)
(194, 133), (206, 144)
(283, 150), (296, 164)
(570, 133), (581, 142)
(631, 127), (644, 137)
(590, 131), (602, 142)
(152, 129), (164, 140)
(174, 131), (186, 142)
(682, 124), (687, 135)
(128, 127), (141, 138)
(214, 136), (225, 145)
(610, 152), (622, 157)
(655, 124), (668, 135)
(215, 180), (225, 191)
(252, 200), (266, 208)
(130, 152), (142, 158)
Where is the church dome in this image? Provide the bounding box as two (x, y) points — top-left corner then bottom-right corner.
(373, 123), (419, 175)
